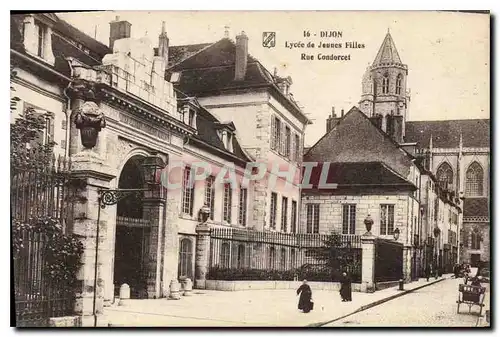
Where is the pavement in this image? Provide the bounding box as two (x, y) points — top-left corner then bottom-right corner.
(104, 275), (453, 327)
(322, 277), (490, 327)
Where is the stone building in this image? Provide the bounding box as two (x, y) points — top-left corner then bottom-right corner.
(10, 13), (311, 325)
(304, 106), (421, 281)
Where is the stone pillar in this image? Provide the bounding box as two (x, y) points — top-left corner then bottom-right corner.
(143, 199), (165, 299)
(71, 151), (114, 327)
(361, 234), (376, 293)
(194, 224), (211, 289)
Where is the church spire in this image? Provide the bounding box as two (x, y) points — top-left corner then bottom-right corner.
(372, 30), (403, 66)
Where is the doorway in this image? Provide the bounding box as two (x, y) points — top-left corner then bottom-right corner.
(113, 155), (149, 299)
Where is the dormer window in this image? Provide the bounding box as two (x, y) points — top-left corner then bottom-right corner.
(215, 122), (236, 153)
(22, 15), (55, 65)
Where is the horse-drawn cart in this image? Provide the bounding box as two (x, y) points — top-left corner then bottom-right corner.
(456, 283), (486, 316)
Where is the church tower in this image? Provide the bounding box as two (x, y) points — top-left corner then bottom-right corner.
(359, 30), (410, 143)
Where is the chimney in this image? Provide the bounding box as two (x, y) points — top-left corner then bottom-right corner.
(158, 21), (169, 63)
(109, 16), (132, 50)
(331, 107), (336, 118)
(326, 107), (341, 133)
(341, 109), (344, 117)
(235, 31), (248, 81)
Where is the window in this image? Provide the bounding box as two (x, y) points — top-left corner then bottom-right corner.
(270, 192), (277, 229)
(281, 197), (288, 232)
(223, 183), (232, 223)
(465, 162), (484, 196)
(35, 21), (46, 58)
(285, 126), (291, 158)
(268, 247), (276, 270)
(237, 244), (246, 269)
(291, 200), (298, 233)
(294, 134), (301, 162)
(205, 175), (215, 220)
(280, 248), (287, 270)
(382, 73), (389, 94)
(24, 104), (54, 146)
(396, 74), (403, 95)
(271, 116), (281, 151)
(182, 167), (194, 215)
(436, 162), (453, 190)
(220, 242), (230, 268)
(306, 204), (320, 233)
(380, 204), (395, 235)
(178, 238), (193, 279)
(238, 188), (248, 226)
(342, 204), (356, 234)
(471, 229), (481, 250)
(188, 109), (195, 127)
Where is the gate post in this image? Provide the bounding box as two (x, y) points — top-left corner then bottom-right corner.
(194, 205), (211, 289)
(361, 234), (376, 293)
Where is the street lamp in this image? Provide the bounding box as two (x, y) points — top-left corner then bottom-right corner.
(93, 153), (165, 326)
(393, 228), (400, 241)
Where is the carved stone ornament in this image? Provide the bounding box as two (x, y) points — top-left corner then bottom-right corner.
(74, 101), (107, 149)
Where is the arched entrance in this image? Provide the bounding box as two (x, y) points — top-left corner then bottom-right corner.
(113, 155), (150, 299)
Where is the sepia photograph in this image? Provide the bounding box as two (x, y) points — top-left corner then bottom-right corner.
(9, 9), (491, 328)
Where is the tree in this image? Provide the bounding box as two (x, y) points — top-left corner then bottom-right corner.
(10, 67), (55, 173)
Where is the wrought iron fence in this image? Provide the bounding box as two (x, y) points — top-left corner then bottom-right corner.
(11, 155), (80, 327)
(208, 228), (362, 282)
(374, 238), (404, 282)
(11, 155), (77, 233)
(13, 230), (76, 327)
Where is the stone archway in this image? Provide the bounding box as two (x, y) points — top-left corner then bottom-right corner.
(113, 155), (151, 299)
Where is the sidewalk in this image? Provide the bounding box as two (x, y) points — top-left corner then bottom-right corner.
(105, 275), (450, 327)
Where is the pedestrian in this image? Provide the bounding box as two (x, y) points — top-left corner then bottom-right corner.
(425, 264), (431, 281)
(296, 279), (313, 313)
(453, 264), (460, 278)
(339, 272), (352, 302)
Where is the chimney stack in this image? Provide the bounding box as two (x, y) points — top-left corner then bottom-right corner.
(341, 109), (345, 117)
(109, 16), (132, 50)
(331, 107), (336, 118)
(235, 31), (248, 81)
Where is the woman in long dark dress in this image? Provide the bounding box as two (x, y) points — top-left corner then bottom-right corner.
(296, 280), (313, 313)
(339, 272), (352, 302)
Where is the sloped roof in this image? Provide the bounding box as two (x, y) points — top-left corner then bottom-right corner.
(463, 198), (489, 218)
(305, 106), (414, 178)
(166, 38), (310, 125)
(304, 162), (415, 191)
(372, 31), (403, 66)
(168, 43), (213, 68)
(405, 119), (490, 149)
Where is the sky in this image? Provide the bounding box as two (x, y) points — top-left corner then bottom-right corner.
(58, 11), (490, 147)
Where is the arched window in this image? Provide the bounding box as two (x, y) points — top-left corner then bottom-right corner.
(178, 238), (193, 279)
(268, 247), (276, 270)
(382, 73), (389, 94)
(280, 248), (287, 270)
(396, 74), (403, 95)
(471, 229), (481, 250)
(465, 162), (484, 196)
(237, 244), (246, 269)
(436, 162), (454, 190)
(220, 242), (230, 268)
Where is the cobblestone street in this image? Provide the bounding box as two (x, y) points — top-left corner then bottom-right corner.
(322, 277), (490, 327)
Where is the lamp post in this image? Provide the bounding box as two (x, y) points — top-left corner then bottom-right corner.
(92, 154), (165, 327)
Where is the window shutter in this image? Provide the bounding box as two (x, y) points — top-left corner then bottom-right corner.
(48, 114), (55, 143)
(271, 117), (276, 150)
(279, 122), (285, 155)
(291, 133), (296, 161)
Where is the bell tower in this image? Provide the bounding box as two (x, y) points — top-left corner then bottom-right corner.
(359, 30), (410, 143)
